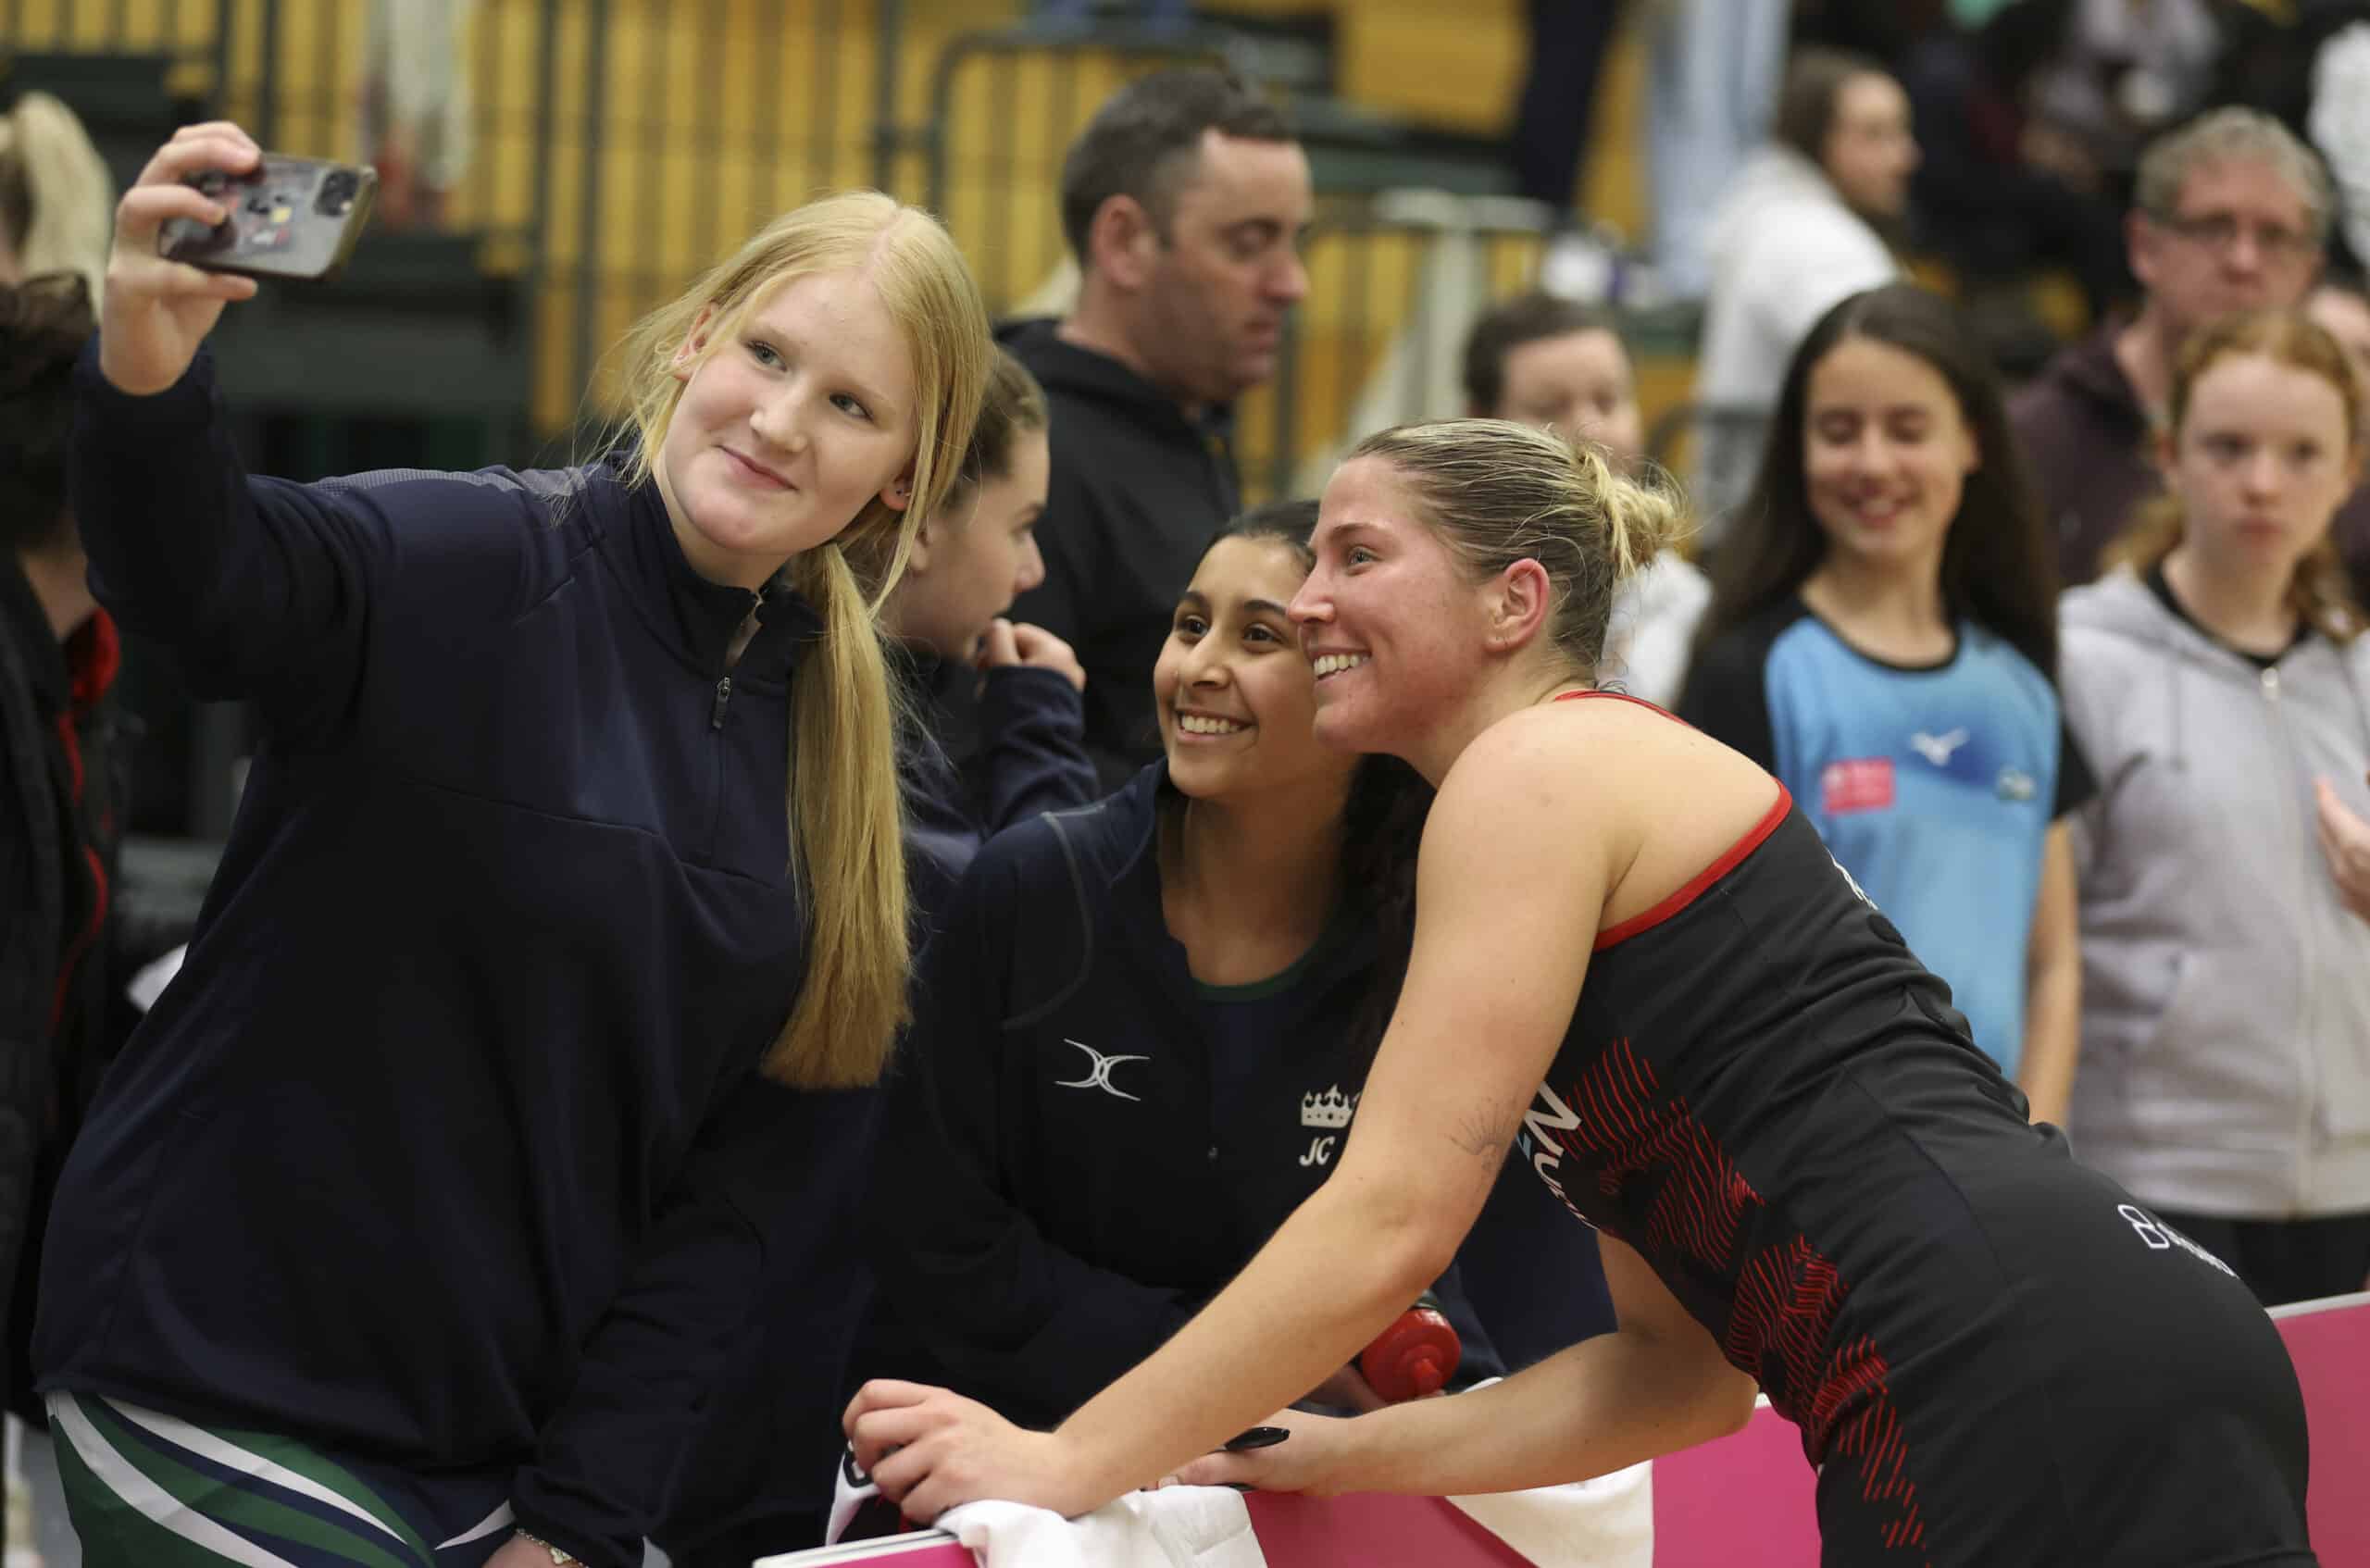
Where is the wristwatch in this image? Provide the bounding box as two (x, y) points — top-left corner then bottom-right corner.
(516, 1531), (580, 1565)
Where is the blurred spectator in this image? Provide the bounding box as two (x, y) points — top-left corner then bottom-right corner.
(2027, 0), (2222, 182)
(1690, 47), (1916, 537)
(0, 92), (112, 298)
(1901, 0), (2132, 317)
(1791, 0), (1952, 64)
(1679, 283), (2085, 1123)
(2208, 1), (2370, 266)
(2012, 108), (2341, 586)
(1646, 0), (1794, 298)
(1, 274), (153, 1488)
(881, 351), (1097, 937)
(1509, 2), (1627, 215)
(1034, 0), (1191, 32)
(1003, 68), (1310, 789)
(1460, 290), (1707, 705)
(359, 0), (475, 230)
(2061, 308), (2370, 1307)
(2307, 270), (2370, 596)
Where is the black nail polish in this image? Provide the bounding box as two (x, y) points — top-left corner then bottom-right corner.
(1223, 1425), (1290, 1451)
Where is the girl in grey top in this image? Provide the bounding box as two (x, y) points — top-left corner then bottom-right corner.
(2060, 305), (2370, 1306)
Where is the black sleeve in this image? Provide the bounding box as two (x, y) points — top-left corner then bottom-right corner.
(69, 343), (538, 743)
(0, 707), (48, 1306)
(512, 1077), (883, 1568)
(867, 842), (1197, 1427)
(1675, 626), (1778, 769)
(2052, 715), (2098, 821)
(972, 666), (1102, 832)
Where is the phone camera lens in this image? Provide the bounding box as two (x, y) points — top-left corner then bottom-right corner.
(317, 171), (358, 216)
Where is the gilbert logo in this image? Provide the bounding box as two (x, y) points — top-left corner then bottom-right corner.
(1055, 1039), (1146, 1102)
(1299, 1084), (1357, 1166)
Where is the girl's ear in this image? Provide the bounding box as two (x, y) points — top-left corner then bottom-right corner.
(670, 305), (717, 383)
(880, 465), (916, 512)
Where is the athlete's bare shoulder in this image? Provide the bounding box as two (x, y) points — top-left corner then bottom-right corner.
(1441, 693), (1785, 932)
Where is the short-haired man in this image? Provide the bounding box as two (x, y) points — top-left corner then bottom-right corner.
(2013, 107), (2346, 586)
(1001, 68), (1311, 787)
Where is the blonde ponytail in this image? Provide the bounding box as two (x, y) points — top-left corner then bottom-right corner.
(1572, 437), (1687, 581)
(770, 541), (914, 1087)
(0, 93), (113, 300)
(1347, 417), (1689, 678)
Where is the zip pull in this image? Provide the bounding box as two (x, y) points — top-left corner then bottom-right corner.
(711, 676), (733, 728)
(2263, 666), (2282, 702)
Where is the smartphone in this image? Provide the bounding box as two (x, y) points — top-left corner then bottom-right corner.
(160, 154), (379, 282)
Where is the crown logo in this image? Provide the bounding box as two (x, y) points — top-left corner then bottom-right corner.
(1301, 1085), (1357, 1129)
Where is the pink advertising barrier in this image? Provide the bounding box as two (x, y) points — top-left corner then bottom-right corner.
(784, 1291), (2368, 1566)
(1646, 1291), (2370, 1563)
(2273, 1289), (2370, 1562)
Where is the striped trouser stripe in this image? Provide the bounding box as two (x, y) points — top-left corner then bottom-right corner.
(47, 1392), (463, 1568)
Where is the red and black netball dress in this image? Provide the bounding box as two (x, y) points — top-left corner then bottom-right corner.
(1519, 693), (2313, 1567)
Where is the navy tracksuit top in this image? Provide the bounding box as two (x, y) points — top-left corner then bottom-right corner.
(862, 765), (1511, 1430)
(36, 345), (877, 1568)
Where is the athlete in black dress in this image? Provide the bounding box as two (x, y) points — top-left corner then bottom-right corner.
(845, 419), (2314, 1566)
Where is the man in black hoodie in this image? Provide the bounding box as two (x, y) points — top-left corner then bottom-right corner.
(1003, 68), (1311, 788)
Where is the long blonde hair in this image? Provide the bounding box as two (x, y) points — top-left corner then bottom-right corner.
(2103, 308), (2366, 645)
(613, 191), (991, 1088)
(0, 93), (114, 300)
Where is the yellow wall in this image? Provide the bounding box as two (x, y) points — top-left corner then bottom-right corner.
(12, 0), (1681, 457)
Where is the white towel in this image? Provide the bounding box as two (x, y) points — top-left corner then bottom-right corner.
(937, 1487), (1264, 1568)
(1449, 1460), (1654, 1568)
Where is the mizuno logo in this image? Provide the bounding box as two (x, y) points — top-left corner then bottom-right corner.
(1909, 728), (1969, 766)
(1055, 1039), (1147, 1101)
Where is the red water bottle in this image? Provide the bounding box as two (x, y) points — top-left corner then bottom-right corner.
(1359, 1290), (1462, 1401)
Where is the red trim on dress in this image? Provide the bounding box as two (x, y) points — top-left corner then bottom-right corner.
(1551, 688), (1793, 952)
(1551, 687), (1682, 722)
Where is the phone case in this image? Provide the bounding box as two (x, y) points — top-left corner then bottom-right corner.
(160, 155), (379, 282)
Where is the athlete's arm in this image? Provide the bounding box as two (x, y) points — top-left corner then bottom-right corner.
(1166, 1234), (1759, 1498)
(2015, 823), (2081, 1128)
(846, 712), (1616, 1519)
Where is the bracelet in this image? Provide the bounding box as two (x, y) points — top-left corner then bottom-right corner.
(516, 1530), (580, 1566)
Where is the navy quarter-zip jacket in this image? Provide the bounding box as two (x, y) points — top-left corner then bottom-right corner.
(35, 345), (875, 1568)
(654, 650), (1095, 1564)
(865, 765), (1503, 1429)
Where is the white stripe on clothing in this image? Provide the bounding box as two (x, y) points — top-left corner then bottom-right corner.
(48, 1393), (307, 1568)
(106, 1397), (411, 1547)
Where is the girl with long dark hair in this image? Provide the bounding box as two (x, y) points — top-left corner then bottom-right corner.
(1679, 282), (2088, 1126)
